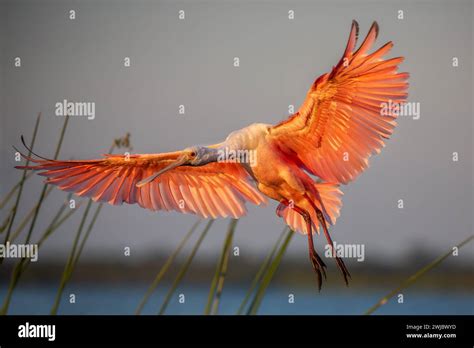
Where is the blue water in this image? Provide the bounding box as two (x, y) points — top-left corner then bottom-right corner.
(1, 284), (473, 315)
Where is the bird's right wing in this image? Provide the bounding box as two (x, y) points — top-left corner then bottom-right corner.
(268, 21), (409, 184)
(16, 150), (267, 219)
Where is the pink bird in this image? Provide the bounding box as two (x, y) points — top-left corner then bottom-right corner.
(16, 21), (408, 289)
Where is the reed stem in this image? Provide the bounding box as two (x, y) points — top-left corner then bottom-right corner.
(1, 113), (41, 248)
(135, 220), (200, 315)
(50, 200), (92, 315)
(9, 187), (54, 242)
(158, 220), (214, 315)
(0, 172), (33, 211)
(0, 196), (82, 314)
(237, 228), (287, 315)
(247, 228), (293, 315)
(205, 219), (237, 315)
(19, 116), (69, 249)
(365, 234), (474, 315)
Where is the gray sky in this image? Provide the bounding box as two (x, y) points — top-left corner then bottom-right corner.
(0, 0), (472, 266)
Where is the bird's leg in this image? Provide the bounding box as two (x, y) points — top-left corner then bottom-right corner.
(305, 215), (327, 291)
(275, 200), (288, 218)
(315, 209), (351, 286)
(277, 200), (326, 291)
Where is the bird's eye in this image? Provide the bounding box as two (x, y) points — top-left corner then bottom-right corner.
(190, 151), (196, 157)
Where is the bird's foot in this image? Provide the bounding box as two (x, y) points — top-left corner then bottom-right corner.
(309, 249), (327, 291)
(333, 254), (351, 286)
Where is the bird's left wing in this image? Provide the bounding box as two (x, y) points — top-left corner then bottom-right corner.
(267, 21), (409, 184)
(16, 150), (266, 219)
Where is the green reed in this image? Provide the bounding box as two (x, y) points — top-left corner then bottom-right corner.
(135, 220), (201, 315)
(205, 218), (238, 315)
(158, 220), (214, 315)
(365, 234), (474, 315)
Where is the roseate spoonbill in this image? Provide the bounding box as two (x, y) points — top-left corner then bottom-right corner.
(15, 21), (408, 289)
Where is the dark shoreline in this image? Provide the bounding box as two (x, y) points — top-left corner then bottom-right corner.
(1, 257), (472, 289)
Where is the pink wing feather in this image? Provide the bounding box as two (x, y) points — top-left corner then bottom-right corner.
(269, 21), (409, 184)
(16, 151), (267, 219)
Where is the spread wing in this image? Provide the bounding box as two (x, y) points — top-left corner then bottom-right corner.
(16, 150), (267, 219)
(268, 21), (409, 184)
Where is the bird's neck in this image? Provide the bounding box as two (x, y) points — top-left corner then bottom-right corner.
(201, 136), (254, 165)
(207, 146), (222, 163)
(211, 142), (254, 165)
(195, 146), (221, 166)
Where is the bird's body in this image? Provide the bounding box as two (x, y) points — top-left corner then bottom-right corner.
(15, 21), (408, 289)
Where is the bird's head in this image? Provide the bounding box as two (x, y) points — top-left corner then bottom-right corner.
(136, 145), (218, 187)
(182, 145), (211, 166)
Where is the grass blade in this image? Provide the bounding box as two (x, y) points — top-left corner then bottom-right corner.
(8, 186), (54, 242)
(365, 234), (474, 315)
(51, 201), (104, 314)
(21, 116), (69, 246)
(158, 219), (214, 315)
(0, 173), (34, 233)
(0, 213), (12, 234)
(210, 219), (238, 315)
(0, 172), (33, 211)
(247, 228), (293, 315)
(71, 203), (103, 268)
(20, 195), (84, 277)
(0, 196), (82, 314)
(205, 219), (238, 315)
(0, 116), (70, 314)
(50, 199), (92, 315)
(135, 220), (200, 315)
(1, 113), (41, 245)
(237, 228), (287, 315)
(36, 200), (84, 247)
